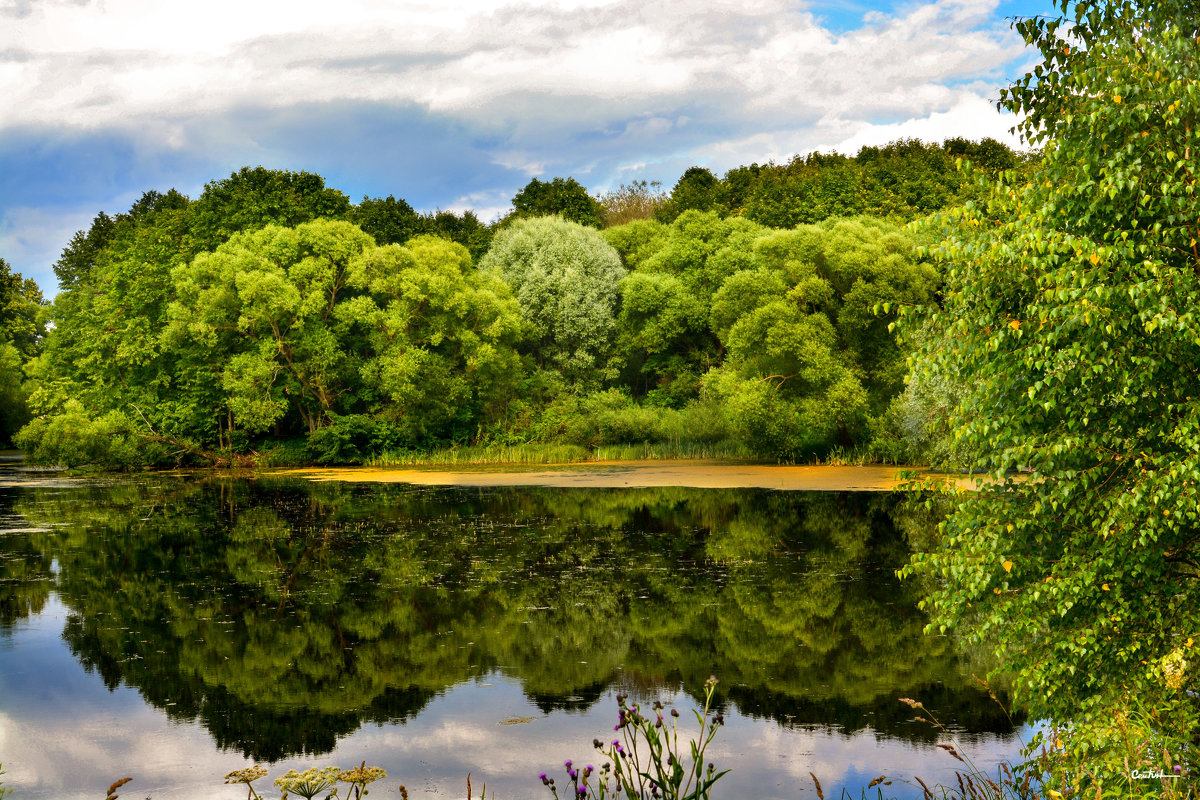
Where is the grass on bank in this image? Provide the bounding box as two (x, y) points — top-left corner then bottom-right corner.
(255, 438), (903, 469)
(365, 440), (757, 467)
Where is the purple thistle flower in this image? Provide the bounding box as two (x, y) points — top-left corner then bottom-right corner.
(565, 760), (572, 770)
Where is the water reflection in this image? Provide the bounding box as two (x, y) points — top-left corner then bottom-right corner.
(0, 476), (1016, 769)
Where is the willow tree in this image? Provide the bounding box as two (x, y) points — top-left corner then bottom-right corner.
(167, 220), (523, 451)
(904, 0), (1199, 786)
(480, 216), (624, 385)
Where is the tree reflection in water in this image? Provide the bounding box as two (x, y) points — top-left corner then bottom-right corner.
(0, 477), (1016, 761)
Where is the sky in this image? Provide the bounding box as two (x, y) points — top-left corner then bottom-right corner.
(0, 0), (1060, 296)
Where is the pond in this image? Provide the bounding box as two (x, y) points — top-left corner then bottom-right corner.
(0, 464), (1025, 799)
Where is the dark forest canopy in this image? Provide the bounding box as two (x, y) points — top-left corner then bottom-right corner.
(4, 138), (1025, 466)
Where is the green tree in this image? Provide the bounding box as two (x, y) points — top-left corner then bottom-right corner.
(704, 218), (932, 458)
(351, 194), (421, 245)
(480, 216), (624, 384)
(904, 0), (1200, 784)
(187, 167), (351, 255)
(168, 219), (379, 435)
(744, 153), (864, 228)
(168, 221), (522, 449)
(0, 257), (45, 442)
(53, 211), (117, 291)
(510, 177), (603, 228)
(602, 219), (669, 270)
(415, 209), (493, 260)
(0, 341), (27, 445)
(613, 271), (709, 404)
(22, 191), (198, 465)
(352, 234), (523, 446)
(655, 167), (721, 223)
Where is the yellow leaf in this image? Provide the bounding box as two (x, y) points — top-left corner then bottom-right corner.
(993, 587), (1002, 594)
(1102, 583), (1110, 591)
(1113, 94), (1122, 104)
(1009, 320), (1020, 330)
(1089, 253), (1100, 265)
(1187, 638), (1194, 648)
(1002, 560), (1013, 573)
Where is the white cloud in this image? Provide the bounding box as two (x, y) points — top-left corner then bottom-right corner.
(443, 188), (513, 222)
(0, 0), (1025, 145)
(0, 0), (1047, 290)
(828, 90), (1025, 153)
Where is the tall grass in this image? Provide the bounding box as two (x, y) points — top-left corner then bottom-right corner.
(369, 443), (592, 467)
(367, 440), (754, 467)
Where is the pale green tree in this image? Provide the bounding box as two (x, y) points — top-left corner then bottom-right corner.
(479, 216), (625, 384)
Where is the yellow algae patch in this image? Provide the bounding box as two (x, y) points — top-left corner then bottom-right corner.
(271, 461), (979, 492)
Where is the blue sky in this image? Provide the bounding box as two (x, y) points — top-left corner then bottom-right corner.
(0, 0), (1060, 295)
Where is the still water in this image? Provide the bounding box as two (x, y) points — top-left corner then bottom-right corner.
(0, 468), (1025, 799)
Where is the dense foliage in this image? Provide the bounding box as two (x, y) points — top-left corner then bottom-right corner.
(0, 258), (44, 443)
(904, 0), (1199, 788)
(7, 136), (1023, 467)
(652, 138), (1023, 227)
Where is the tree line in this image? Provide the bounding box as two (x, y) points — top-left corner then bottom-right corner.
(1, 138), (1022, 467)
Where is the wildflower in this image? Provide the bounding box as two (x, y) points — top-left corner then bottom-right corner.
(339, 763), (386, 800)
(274, 767), (342, 800)
(224, 766), (268, 800)
(540, 773), (550, 785)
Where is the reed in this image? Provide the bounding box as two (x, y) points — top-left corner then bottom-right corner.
(368, 440), (754, 467)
